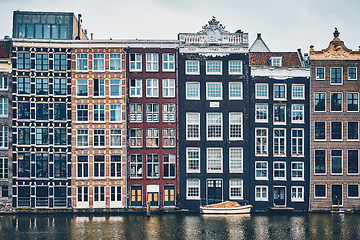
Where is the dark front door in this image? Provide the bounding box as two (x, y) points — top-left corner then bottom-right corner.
(147, 192), (159, 207)
(131, 186), (142, 207)
(273, 187), (286, 206)
(332, 185), (343, 206)
(164, 185), (175, 207)
(207, 180), (222, 204)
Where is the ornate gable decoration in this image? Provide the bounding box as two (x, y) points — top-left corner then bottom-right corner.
(198, 16), (230, 39)
(310, 28), (360, 60)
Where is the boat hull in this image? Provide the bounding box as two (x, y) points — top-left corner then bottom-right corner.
(200, 205), (252, 214)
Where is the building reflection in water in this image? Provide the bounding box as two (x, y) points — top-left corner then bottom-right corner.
(254, 215), (270, 240)
(290, 216), (306, 240)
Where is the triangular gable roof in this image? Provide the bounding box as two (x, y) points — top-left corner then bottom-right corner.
(250, 33), (270, 52)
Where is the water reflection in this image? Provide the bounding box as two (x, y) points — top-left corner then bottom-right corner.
(0, 213), (360, 239)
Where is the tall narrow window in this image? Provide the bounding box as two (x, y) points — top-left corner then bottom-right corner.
(316, 67), (325, 80)
(273, 129), (286, 156)
(54, 128), (66, 145)
(274, 84), (286, 100)
(255, 84), (268, 99)
(146, 79), (159, 97)
(162, 53), (175, 72)
(163, 103), (175, 122)
(186, 113), (200, 140)
(146, 128), (159, 148)
(76, 53), (88, 72)
(110, 155), (122, 178)
(54, 103), (66, 121)
(163, 79), (175, 97)
(130, 53), (142, 71)
(163, 128), (176, 147)
(331, 150), (342, 174)
(0, 98), (8, 117)
(187, 179), (200, 199)
(17, 53), (30, 70)
(76, 104), (88, 122)
(163, 154), (175, 178)
(93, 129), (105, 147)
(207, 148), (223, 172)
(187, 148), (200, 173)
(54, 54), (67, 71)
(274, 105), (286, 124)
(110, 129), (122, 147)
(348, 67), (357, 80)
(207, 113), (222, 140)
(110, 104), (122, 122)
(330, 68), (342, 84)
(54, 78), (66, 95)
(314, 150), (326, 174)
(110, 79), (121, 97)
(348, 150), (359, 174)
(331, 122), (342, 140)
(129, 103), (142, 122)
(314, 122), (326, 140)
(147, 154), (159, 178)
(110, 53), (122, 71)
(36, 153), (48, 178)
(292, 104), (304, 123)
(36, 128), (48, 145)
(77, 79), (88, 97)
(18, 77), (30, 94)
(130, 79), (142, 97)
(331, 93), (342, 112)
(229, 112), (242, 140)
(347, 93), (359, 112)
(94, 155), (105, 178)
(146, 53), (158, 72)
(0, 126), (8, 149)
(291, 129), (304, 157)
(146, 103), (159, 122)
(36, 54), (49, 71)
(0, 77), (8, 90)
(93, 53), (105, 72)
(314, 93), (326, 112)
(93, 79), (105, 97)
(93, 104), (105, 122)
(229, 148), (243, 173)
(130, 154), (143, 178)
(36, 103), (48, 120)
(130, 129), (142, 147)
(255, 128), (268, 155)
(348, 122), (359, 141)
(76, 129), (88, 147)
(229, 179), (243, 199)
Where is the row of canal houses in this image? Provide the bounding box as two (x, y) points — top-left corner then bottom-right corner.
(0, 11), (358, 212)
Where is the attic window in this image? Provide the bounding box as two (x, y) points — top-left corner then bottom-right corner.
(270, 57), (282, 67)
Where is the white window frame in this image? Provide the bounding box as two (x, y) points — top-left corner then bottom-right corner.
(228, 60), (243, 75)
(292, 84), (305, 100)
(206, 82), (222, 100)
(163, 103), (176, 123)
(110, 104), (122, 123)
(146, 53), (159, 72)
(162, 79), (175, 98)
(162, 128), (176, 148)
(291, 186), (304, 202)
(76, 129), (88, 148)
(291, 104), (304, 123)
(92, 53), (105, 72)
(347, 185), (360, 198)
(255, 83), (268, 99)
(314, 121), (326, 141)
(130, 53), (142, 72)
(186, 82), (200, 100)
(109, 53), (122, 72)
(255, 186), (268, 201)
(255, 104), (268, 123)
(129, 103), (142, 123)
(93, 129), (105, 148)
(255, 161), (268, 180)
(273, 128), (286, 157)
(146, 79), (159, 98)
(291, 162), (304, 181)
(76, 156), (88, 179)
(229, 148), (243, 173)
(0, 98), (8, 116)
(185, 60), (200, 75)
(314, 149), (327, 175)
(314, 92), (326, 112)
(129, 79), (142, 98)
(146, 103), (159, 123)
(270, 57), (282, 67)
(186, 147), (200, 173)
(0, 77), (8, 90)
(206, 60), (222, 75)
(330, 121), (343, 141)
(273, 161), (286, 181)
(0, 126), (8, 149)
(93, 104), (105, 123)
(316, 67), (325, 80)
(348, 67), (357, 80)
(0, 158), (8, 179)
(229, 179), (243, 200)
(129, 128), (142, 148)
(331, 149), (343, 175)
(314, 184), (327, 198)
(186, 113), (200, 141)
(110, 129), (122, 148)
(274, 84), (287, 100)
(109, 79), (122, 98)
(330, 92), (343, 112)
(229, 112), (243, 140)
(206, 113), (223, 141)
(146, 128), (159, 148)
(330, 67), (343, 85)
(274, 104), (286, 125)
(229, 82), (243, 100)
(76, 79), (88, 98)
(76, 53), (88, 72)
(347, 122), (359, 141)
(291, 128), (304, 157)
(255, 128), (268, 156)
(347, 92), (359, 112)
(186, 179), (200, 200)
(162, 53), (175, 72)
(206, 148), (223, 173)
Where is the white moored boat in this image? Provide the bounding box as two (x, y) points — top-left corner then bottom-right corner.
(200, 201), (252, 214)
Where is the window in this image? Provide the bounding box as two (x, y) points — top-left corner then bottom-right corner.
(291, 129), (304, 156)
(146, 53), (158, 72)
(206, 82), (222, 100)
(110, 53), (122, 71)
(129, 103), (142, 122)
(229, 61), (242, 74)
(229, 179), (243, 199)
(18, 53), (30, 70)
(36, 103), (48, 120)
(292, 104), (304, 123)
(274, 84), (286, 100)
(207, 148), (223, 172)
(52, 25), (59, 39)
(206, 61), (222, 74)
(130, 129), (142, 147)
(36, 54), (48, 71)
(331, 93), (342, 112)
(315, 150), (326, 174)
(54, 78), (66, 95)
(314, 93), (326, 112)
(187, 179), (200, 199)
(18, 77), (30, 94)
(54, 153), (66, 178)
(274, 129), (286, 156)
(348, 150), (359, 174)
(110, 186), (122, 203)
(130, 154), (143, 178)
(110, 129), (122, 147)
(348, 185), (359, 198)
(146, 79), (159, 97)
(187, 148), (200, 173)
(163, 154), (175, 178)
(54, 128), (66, 145)
(331, 122), (342, 141)
(270, 57), (282, 67)
(348, 67), (357, 80)
(273, 162), (286, 180)
(77, 129), (88, 147)
(59, 25), (67, 39)
(331, 67), (342, 84)
(18, 128), (30, 145)
(0, 98), (8, 116)
(54, 54), (66, 71)
(314, 185), (326, 198)
(316, 67), (325, 80)
(274, 105), (286, 124)
(93, 79), (105, 97)
(291, 187), (304, 202)
(93, 53), (105, 72)
(94, 186), (105, 202)
(186, 82), (200, 100)
(162, 53), (175, 72)
(331, 150), (342, 174)
(255, 186), (268, 201)
(163, 79), (175, 98)
(147, 154), (159, 178)
(207, 113), (222, 140)
(186, 113), (200, 140)
(36, 153), (48, 178)
(93, 104), (105, 122)
(77, 79), (88, 97)
(130, 53), (142, 71)
(77, 186), (88, 203)
(0, 77), (8, 90)
(146, 128), (159, 148)
(255, 104), (268, 123)
(36, 128), (48, 145)
(229, 148), (243, 173)
(291, 162), (304, 180)
(110, 104), (122, 122)
(0, 126), (8, 148)
(229, 82), (243, 100)
(146, 103), (159, 122)
(93, 129), (105, 147)
(348, 122), (359, 141)
(347, 93), (359, 112)
(18, 102), (30, 119)
(0, 158), (8, 179)
(110, 155), (122, 178)
(163, 128), (176, 147)
(18, 152), (30, 178)
(130, 79), (142, 97)
(186, 60), (199, 75)
(76, 53), (88, 72)
(292, 85), (305, 99)
(229, 112), (242, 140)
(77, 104), (88, 122)
(255, 84), (268, 99)
(314, 122), (326, 141)
(54, 103), (66, 121)
(255, 128), (268, 156)
(110, 79), (121, 97)
(94, 155), (105, 178)
(163, 103), (175, 122)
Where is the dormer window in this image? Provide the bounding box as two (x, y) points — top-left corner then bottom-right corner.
(270, 57), (282, 67)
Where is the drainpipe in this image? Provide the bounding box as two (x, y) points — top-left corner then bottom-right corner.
(123, 47), (128, 208)
(76, 14), (82, 40)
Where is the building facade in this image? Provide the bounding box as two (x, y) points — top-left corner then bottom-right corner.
(310, 29), (360, 210)
(127, 41), (179, 208)
(179, 18), (251, 210)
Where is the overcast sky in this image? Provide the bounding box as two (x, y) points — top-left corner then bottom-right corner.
(0, 0), (359, 53)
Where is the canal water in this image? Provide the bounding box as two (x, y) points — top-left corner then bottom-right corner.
(0, 213), (359, 240)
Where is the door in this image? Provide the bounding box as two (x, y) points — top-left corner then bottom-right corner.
(273, 187), (286, 206)
(207, 180), (222, 204)
(164, 185), (175, 207)
(131, 186), (142, 207)
(332, 185), (343, 206)
(147, 192), (159, 207)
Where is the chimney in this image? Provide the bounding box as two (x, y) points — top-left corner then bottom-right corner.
(91, 33), (93, 40)
(257, 33), (261, 39)
(76, 14), (82, 40)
